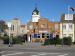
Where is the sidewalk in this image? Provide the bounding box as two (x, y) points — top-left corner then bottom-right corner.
(0, 43), (75, 49)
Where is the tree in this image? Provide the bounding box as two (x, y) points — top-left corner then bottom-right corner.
(0, 20), (8, 33)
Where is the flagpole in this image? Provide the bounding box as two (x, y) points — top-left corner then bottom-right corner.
(68, 5), (70, 18)
(68, 5), (70, 37)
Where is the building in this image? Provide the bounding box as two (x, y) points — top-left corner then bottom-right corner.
(60, 14), (75, 42)
(6, 18), (27, 37)
(27, 7), (60, 42)
(32, 7), (40, 22)
(5, 7), (60, 42)
(20, 25), (27, 35)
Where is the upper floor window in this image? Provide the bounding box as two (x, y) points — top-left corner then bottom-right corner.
(11, 25), (12, 30)
(12, 25), (14, 31)
(69, 24), (72, 29)
(11, 25), (14, 31)
(41, 24), (47, 28)
(63, 25), (66, 30)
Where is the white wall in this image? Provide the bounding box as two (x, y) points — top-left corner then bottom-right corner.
(60, 23), (75, 42)
(32, 15), (40, 22)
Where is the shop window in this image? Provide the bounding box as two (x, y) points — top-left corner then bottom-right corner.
(47, 34), (49, 38)
(34, 34), (40, 38)
(42, 33), (45, 38)
(37, 34), (40, 38)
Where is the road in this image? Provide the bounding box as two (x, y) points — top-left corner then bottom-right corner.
(0, 43), (75, 56)
(0, 46), (75, 56)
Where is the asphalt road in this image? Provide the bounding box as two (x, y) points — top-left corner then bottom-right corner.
(0, 42), (75, 56)
(0, 46), (75, 56)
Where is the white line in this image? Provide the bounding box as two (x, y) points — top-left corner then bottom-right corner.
(38, 53), (47, 55)
(1, 51), (68, 56)
(58, 54), (68, 56)
(2, 52), (24, 56)
(0, 51), (6, 53)
(31, 55), (38, 56)
(31, 53), (62, 56)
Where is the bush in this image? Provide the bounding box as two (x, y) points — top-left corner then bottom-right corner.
(2, 35), (23, 44)
(43, 39), (50, 45)
(12, 37), (23, 44)
(63, 36), (72, 45)
(43, 38), (62, 46)
(3, 36), (9, 44)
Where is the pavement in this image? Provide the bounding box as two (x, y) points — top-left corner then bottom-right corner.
(0, 42), (75, 56)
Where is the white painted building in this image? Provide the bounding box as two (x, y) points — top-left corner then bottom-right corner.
(60, 14), (75, 42)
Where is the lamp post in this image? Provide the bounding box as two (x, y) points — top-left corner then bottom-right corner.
(7, 22), (12, 47)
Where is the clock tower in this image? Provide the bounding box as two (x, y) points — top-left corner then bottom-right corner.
(32, 7), (40, 22)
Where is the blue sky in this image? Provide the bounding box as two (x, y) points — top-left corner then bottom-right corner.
(0, 0), (75, 24)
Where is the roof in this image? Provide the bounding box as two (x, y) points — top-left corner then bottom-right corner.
(32, 7), (39, 15)
(21, 25), (25, 27)
(13, 18), (19, 20)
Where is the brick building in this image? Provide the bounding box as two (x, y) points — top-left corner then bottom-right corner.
(27, 7), (60, 42)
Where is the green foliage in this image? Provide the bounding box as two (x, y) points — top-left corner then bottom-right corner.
(63, 36), (72, 45)
(43, 39), (50, 45)
(1, 35), (23, 44)
(43, 36), (72, 46)
(12, 37), (23, 44)
(0, 20), (8, 33)
(43, 38), (62, 46)
(3, 36), (9, 44)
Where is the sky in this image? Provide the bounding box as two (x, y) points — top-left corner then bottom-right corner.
(0, 0), (75, 24)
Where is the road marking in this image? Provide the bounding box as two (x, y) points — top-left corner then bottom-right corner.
(58, 54), (68, 56)
(2, 52), (24, 56)
(31, 53), (68, 56)
(1, 51), (68, 56)
(0, 51), (6, 53)
(31, 55), (38, 56)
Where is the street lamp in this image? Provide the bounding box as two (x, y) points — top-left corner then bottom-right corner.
(7, 22), (12, 47)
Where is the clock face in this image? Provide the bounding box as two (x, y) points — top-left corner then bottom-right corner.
(33, 12), (36, 15)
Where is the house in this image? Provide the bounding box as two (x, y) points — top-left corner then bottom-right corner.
(60, 14), (75, 42)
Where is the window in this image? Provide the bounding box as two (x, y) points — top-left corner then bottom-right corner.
(63, 25), (66, 30)
(34, 34), (40, 38)
(22, 30), (24, 33)
(47, 34), (49, 38)
(41, 24), (47, 28)
(69, 24), (72, 29)
(13, 25), (14, 31)
(69, 34), (73, 37)
(37, 34), (40, 38)
(42, 33), (45, 38)
(63, 34), (66, 37)
(11, 25), (12, 30)
(41, 24), (44, 28)
(10, 25), (14, 31)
